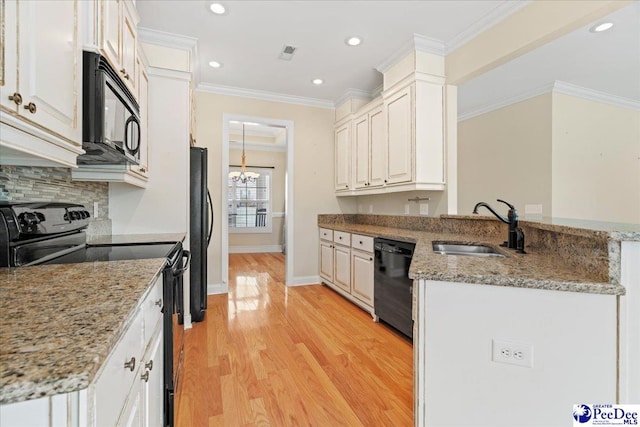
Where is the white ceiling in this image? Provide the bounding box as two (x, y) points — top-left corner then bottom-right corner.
(136, 1), (640, 111)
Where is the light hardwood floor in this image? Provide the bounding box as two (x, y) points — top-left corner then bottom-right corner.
(176, 253), (413, 426)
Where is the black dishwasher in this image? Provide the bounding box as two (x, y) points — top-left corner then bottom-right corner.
(374, 238), (416, 339)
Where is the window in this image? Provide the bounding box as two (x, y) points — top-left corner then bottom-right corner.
(227, 168), (272, 233)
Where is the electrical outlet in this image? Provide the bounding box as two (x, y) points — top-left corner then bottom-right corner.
(404, 204), (410, 215)
(491, 339), (533, 368)
(368, 205), (373, 213)
(419, 203), (429, 216)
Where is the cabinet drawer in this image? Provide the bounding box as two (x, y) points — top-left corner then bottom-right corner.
(351, 234), (373, 252)
(334, 231), (351, 246)
(319, 228), (334, 241)
(142, 275), (163, 344)
(94, 309), (144, 427)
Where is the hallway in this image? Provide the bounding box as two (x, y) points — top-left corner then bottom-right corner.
(176, 253), (413, 426)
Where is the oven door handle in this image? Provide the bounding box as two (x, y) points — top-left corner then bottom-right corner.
(172, 250), (191, 277)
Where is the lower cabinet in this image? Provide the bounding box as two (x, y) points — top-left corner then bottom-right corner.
(319, 228), (375, 315)
(0, 276), (165, 426)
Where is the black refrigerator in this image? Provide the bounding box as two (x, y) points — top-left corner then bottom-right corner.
(190, 147), (212, 322)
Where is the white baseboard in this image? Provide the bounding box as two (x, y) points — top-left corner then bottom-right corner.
(229, 245), (283, 254)
(287, 275), (321, 287)
(207, 283), (228, 295)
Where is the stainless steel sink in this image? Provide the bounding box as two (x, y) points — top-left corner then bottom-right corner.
(432, 241), (506, 258)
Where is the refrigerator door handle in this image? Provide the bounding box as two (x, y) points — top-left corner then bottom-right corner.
(206, 190), (213, 246)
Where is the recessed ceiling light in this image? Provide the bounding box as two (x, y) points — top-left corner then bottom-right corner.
(312, 79), (324, 85)
(590, 22), (614, 33)
(209, 3), (226, 14)
(345, 36), (362, 47)
(208, 61), (223, 68)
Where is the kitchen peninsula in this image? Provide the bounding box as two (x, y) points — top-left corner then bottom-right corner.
(318, 213), (640, 427)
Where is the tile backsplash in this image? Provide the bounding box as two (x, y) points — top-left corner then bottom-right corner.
(0, 166), (111, 235)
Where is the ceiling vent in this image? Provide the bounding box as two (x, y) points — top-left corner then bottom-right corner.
(279, 45), (297, 61)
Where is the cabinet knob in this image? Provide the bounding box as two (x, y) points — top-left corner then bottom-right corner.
(384, 179), (388, 183)
(345, 185), (348, 189)
(154, 298), (162, 307)
(24, 102), (37, 114)
(124, 357), (136, 372)
(140, 167), (146, 173)
(120, 69), (130, 80)
(145, 360), (153, 371)
(359, 241), (363, 244)
(140, 371), (150, 383)
(8, 92), (22, 105)
(369, 257), (373, 261)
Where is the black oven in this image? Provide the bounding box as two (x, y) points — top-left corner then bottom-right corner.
(0, 202), (187, 426)
(79, 51), (140, 165)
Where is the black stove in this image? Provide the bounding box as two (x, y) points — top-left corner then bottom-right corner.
(42, 242), (181, 265)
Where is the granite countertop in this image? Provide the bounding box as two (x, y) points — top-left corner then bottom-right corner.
(0, 258), (166, 405)
(319, 222), (625, 296)
(87, 233), (186, 245)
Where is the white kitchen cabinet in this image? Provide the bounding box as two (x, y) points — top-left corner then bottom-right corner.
(334, 121), (351, 191)
(100, 0), (138, 95)
(319, 228), (375, 316)
(354, 102), (385, 189)
(351, 234), (375, 306)
(0, 276), (165, 426)
(0, 0), (84, 168)
(385, 86), (413, 185)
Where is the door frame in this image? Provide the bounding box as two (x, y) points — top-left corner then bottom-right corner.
(221, 114), (294, 287)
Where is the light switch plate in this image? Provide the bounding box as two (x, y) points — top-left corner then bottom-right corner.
(419, 203), (429, 216)
(404, 204), (410, 215)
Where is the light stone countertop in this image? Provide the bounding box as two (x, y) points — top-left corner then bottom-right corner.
(0, 258), (166, 405)
(319, 222), (625, 296)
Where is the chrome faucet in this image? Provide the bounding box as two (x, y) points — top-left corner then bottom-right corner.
(473, 199), (526, 254)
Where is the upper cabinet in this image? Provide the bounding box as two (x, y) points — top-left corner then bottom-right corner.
(334, 49), (447, 196)
(334, 121), (351, 192)
(0, 0), (84, 168)
(101, 0), (138, 95)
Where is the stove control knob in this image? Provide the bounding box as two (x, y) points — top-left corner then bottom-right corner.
(83, 210), (91, 219)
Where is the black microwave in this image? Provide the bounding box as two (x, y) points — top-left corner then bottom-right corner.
(78, 51), (140, 165)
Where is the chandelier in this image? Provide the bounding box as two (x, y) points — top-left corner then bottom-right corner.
(230, 122), (260, 184)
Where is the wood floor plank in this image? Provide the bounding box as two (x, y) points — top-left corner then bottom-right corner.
(176, 253), (413, 426)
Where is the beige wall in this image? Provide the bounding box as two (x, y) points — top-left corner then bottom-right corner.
(457, 93), (553, 217)
(355, 191), (447, 216)
(195, 91), (356, 286)
(228, 148), (286, 250)
(552, 93), (640, 223)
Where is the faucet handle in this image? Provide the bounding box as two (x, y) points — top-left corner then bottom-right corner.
(497, 199), (515, 210)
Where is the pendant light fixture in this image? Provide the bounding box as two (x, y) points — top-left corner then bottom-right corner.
(230, 122), (260, 184)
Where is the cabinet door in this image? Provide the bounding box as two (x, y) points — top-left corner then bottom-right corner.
(120, 388), (143, 427)
(102, 0), (121, 70)
(353, 113), (369, 189)
(386, 86), (413, 184)
(320, 241), (334, 282)
(352, 250), (374, 306)
(18, 0), (81, 143)
(0, 0), (18, 113)
(369, 106), (386, 188)
(334, 123), (351, 191)
(143, 326), (164, 427)
(120, 4), (137, 93)
(333, 244), (351, 292)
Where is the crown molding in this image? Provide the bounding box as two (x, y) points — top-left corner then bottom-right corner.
(552, 81), (640, 111)
(459, 80), (640, 121)
(445, 0), (533, 54)
(197, 83), (335, 109)
(335, 88), (372, 107)
(138, 27), (198, 51)
(458, 82), (554, 121)
(375, 34), (445, 74)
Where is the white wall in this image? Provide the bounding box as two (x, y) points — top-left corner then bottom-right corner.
(552, 93), (640, 224)
(457, 93), (553, 217)
(420, 280), (617, 426)
(195, 91), (356, 287)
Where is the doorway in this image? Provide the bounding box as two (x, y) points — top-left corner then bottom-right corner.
(221, 114), (294, 289)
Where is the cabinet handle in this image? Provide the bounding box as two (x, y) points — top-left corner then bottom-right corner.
(124, 357), (136, 372)
(8, 92), (22, 105)
(140, 371), (150, 382)
(24, 102), (37, 114)
(145, 360), (153, 371)
(140, 167), (146, 173)
(154, 299), (162, 307)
